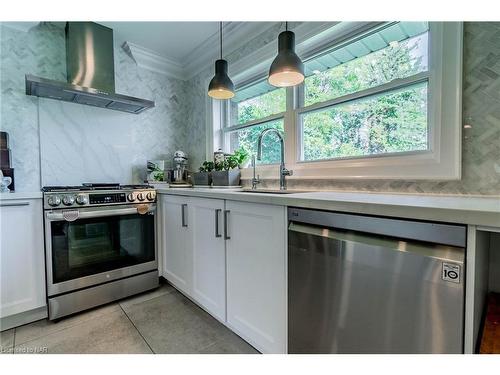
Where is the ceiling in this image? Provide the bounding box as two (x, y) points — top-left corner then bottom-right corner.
(99, 22), (220, 63)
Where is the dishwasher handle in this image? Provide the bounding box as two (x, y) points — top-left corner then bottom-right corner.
(288, 207), (466, 248)
(288, 222), (464, 264)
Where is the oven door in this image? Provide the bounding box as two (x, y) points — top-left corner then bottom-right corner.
(45, 204), (157, 296)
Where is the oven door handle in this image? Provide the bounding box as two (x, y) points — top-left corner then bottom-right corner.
(45, 206), (156, 221)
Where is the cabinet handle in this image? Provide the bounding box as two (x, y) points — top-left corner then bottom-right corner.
(224, 210), (230, 240)
(215, 209), (222, 238)
(181, 204), (188, 227)
(0, 201), (30, 207)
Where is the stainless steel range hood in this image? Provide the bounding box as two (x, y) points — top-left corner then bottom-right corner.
(25, 22), (155, 114)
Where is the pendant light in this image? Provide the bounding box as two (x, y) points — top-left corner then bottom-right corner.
(268, 22), (304, 87)
(208, 22), (235, 99)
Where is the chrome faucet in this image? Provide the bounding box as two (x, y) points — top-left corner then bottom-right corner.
(256, 128), (292, 190)
(251, 155), (261, 190)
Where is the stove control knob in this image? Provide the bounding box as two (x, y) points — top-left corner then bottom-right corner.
(76, 195), (88, 205)
(127, 193), (136, 202)
(62, 195), (75, 206)
(146, 192), (156, 201)
(48, 195), (61, 207)
(137, 193), (145, 201)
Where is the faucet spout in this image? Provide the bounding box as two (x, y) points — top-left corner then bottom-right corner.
(256, 128), (291, 190)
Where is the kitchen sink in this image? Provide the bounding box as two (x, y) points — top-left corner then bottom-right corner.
(240, 189), (310, 194)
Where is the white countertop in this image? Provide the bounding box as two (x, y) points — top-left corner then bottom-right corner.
(157, 188), (500, 228)
(0, 191), (43, 200)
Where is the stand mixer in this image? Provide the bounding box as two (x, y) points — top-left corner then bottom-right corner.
(170, 150), (191, 188)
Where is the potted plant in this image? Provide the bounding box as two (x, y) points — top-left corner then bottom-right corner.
(192, 161), (214, 186)
(233, 148), (250, 169)
(150, 165), (165, 182)
(211, 155), (241, 186)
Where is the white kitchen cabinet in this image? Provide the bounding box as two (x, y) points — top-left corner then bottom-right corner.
(160, 194), (288, 352)
(160, 195), (226, 321)
(0, 198), (47, 328)
(161, 194), (192, 295)
(225, 200), (287, 354)
(189, 197), (226, 321)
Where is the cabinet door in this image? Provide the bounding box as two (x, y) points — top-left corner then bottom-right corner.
(190, 197), (226, 321)
(0, 199), (46, 318)
(225, 201), (287, 353)
(161, 195), (192, 295)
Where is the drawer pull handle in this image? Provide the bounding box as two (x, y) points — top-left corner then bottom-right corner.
(0, 202), (30, 207)
(224, 210), (230, 240)
(181, 204), (188, 227)
(215, 209), (222, 238)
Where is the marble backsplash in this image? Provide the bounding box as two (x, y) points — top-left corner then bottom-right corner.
(189, 22), (500, 196)
(39, 44), (191, 186)
(0, 23), (66, 192)
(0, 22), (190, 190)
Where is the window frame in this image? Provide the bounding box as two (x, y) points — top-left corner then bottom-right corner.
(212, 22), (463, 181)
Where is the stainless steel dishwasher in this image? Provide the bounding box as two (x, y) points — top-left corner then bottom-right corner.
(288, 207), (466, 354)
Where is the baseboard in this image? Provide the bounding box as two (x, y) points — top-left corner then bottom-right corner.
(0, 306), (48, 331)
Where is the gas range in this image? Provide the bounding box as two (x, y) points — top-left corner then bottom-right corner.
(42, 182), (158, 320)
(42, 183), (156, 210)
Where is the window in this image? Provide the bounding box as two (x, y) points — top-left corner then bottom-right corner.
(231, 85), (286, 124)
(299, 22), (430, 161)
(303, 27), (429, 107)
(212, 22), (462, 180)
(224, 82), (286, 165)
(301, 81), (428, 161)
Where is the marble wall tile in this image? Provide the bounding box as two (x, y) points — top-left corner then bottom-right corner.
(1, 22), (190, 189)
(39, 45), (190, 186)
(0, 23), (66, 192)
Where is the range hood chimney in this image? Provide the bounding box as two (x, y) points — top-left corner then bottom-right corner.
(25, 22), (155, 114)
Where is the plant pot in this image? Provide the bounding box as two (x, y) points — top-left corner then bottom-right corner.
(192, 171), (212, 186)
(239, 160), (251, 169)
(211, 169), (241, 187)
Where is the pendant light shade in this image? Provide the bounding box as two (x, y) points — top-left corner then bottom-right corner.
(208, 59), (235, 99)
(268, 24), (304, 87)
(208, 22), (234, 99)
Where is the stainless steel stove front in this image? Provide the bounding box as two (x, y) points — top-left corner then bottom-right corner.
(43, 200), (158, 319)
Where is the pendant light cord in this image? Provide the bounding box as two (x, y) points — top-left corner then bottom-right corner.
(285, 21), (288, 31)
(220, 21), (223, 59)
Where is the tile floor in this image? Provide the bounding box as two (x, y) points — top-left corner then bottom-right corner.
(0, 283), (258, 354)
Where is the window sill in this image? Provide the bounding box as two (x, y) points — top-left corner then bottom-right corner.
(241, 149), (461, 181)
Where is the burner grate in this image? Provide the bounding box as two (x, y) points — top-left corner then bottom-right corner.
(82, 183), (120, 190)
(42, 183), (153, 192)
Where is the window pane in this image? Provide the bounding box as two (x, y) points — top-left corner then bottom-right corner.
(300, 82), (428, 161)
(230, 85), (286, 125)
(228, 119), (284, 165)
(304, 27), (429, 106)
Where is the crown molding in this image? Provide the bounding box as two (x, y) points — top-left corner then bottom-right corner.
(122, 41), (186, 80)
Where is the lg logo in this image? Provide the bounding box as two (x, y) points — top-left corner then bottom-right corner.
(442, 263), (461, 284)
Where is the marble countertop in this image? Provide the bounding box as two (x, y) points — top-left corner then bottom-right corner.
(0, 191), (43, 200)
(157, 188), (500, 228)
